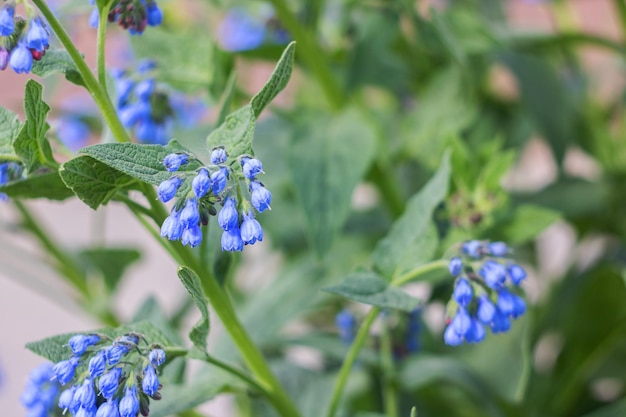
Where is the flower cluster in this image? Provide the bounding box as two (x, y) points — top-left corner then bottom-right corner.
(0, 3), (49, 74)
(444, 240), (527, 346)
(51, 332), (166, 417)
(217, 7), (289, 52)
(0, 161), (23, 201)
(112, 62), (206, 145)
(88, 0), (162, 35)
(159, 147), (272, 251)
(20, 362), (60, 417)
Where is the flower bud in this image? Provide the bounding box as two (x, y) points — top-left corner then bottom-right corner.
(157, 176), (182, 203)
(249, 181), (271, 212)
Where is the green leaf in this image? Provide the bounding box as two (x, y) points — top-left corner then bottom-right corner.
(430, 10), (468, 67)
(322, 272), (421, 312)
(26, 321), (171, 364)
(0, 106), (21, 160)
(13, 80), (56, 171)
(177, 267), (210, 353)
(485, 204), (561, 245)
(59, 156), (137, 210)
(206, 105), (256, 159)
(372, 152), (451, 279)
(0, 171), (74, 200)
(78, 247), (141, 291)
(289, 110), (377, 255)
(31, 50), (83, 86)
(80, 140), (200, 186)
(250, 41), (296, 117)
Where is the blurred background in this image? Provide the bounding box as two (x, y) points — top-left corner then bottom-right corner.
(3, 0), (626, 416)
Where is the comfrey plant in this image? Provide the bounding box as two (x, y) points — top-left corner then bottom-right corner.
(0, 1), (49, 74)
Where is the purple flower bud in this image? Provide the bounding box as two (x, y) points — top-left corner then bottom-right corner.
(181, 223), (202, 248)
(210, 167), (229, 195)
(73, 378), (96, 410)
(221, 226), (243, 252)
(98, 367), (122, 399)
(508, 263), (527, 286)
(95, 399), (119, 417)
(105, 345), (129, 366)
(58, 386), (77, 413)
(26, 18), (49, 52)
(479, 260), (507, 289)
(240, 211), (263, 245)
(161, 207), (183, 241)
(148, 348), (166, 366)
(68, 334), (100, 355)
(157, 176), (182, 203)
(241, 157), (263, 179)
(488, 241), (508, 257)
(210, 147), (227, 165)
(462, 240), (483, 258)
(452, 278), (472, 307)
(52, 357), (79, 385)
(192, 168), (211, 198)
(448, 256), (462, 277)
(9, 43), (33, 74)
(477, 295), (496, 324)
(218, 196), (239, 231)
(0, 5), (14, 36)
(163, 153), (188, 172)
(180, 198), (200, 228)
(119, 386), (139, 417)
(147, 2), (163, 26)
(0, 48), (9, 71)
(142, 365), (159, 396)
(249, 181), (271, 212)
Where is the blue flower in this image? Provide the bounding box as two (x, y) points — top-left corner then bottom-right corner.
(147, 2), (163, 26)
(211, 147), (228, 165)
(490, 308), (512, 334)
(477, 295), (496, 324)
(0, 5), (14, 36)
(57, 117), (91, 151)
(105, 344), (129, 365)
(161, 207), (183, 241)
(241, 157), (263, 178)
(180, 198), (200, 228)
(448, 256), (462, 276)
(115, 77), (135, 107)
(462, 240), (483, 258)
(52, 357), (80, 385)
(335, 309), (356, 344)
(218, 8), (266, 52)
(88, 351), (107, 378)
(58, 386), (78, 414)
(148, 348), (166, 366)
(135, 79), (155, 100)
(26, 18), (49, 52)
(73, 378), (96, 410)
(479, 260), (507, 289)
(181, 223), (202, 248)
(9, 43), (33, 74)
(69, 334), (101, 355)
(450, 306), (471, 337)
(508, 263), (527, 285)
(496, 289), (526, 318)
(443, 324), (463, 346)
(452, 278), (472, 307)
(163, 153), (188, 172)
(21, 363), (59, 417)
(249, 181), (271, 212)
(210, 167), (229, 195)
(192, 168), (211, 198)
(119, 386), (139, 417)
(240, 211), (263, 245)
(89, 8), (99, 28)
(218, 196), (239, 231)
(221, 226), (244, 252)
(98, 367), (122, 399)
(95, 399), (119, 417)
(157, 176), (182, 203)
(488, 241), (508, 257)
(142, 365), (159, 397)
(465, 319), (486, 344)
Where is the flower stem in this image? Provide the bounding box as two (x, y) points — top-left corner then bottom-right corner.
(325, 307), (380, 417)
(614, 0), (626, 40)
(31, 0), (131, 143)
(97, 1), (112, 89)
(392, 259), (449, 287)
(380, 318), (398, 417)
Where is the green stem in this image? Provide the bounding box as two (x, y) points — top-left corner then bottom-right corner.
(508, 32), (626, 56)
(97, 2), (112, 89)
(31, 0), (131, 143)
(14, 201), (88, 295)
(200, 353), (267, 395)
(615, 0), (626, 39)
(265, 0), (344, 109)
(380, 318), (398, 417)
(392, 259), (449, 287)
(325, 307), (380, 417)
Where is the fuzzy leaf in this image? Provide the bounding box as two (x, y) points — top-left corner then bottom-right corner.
(13, 80), (56, 171)
(251, 41), (296, 117)
(322, 272), (421, 312)
(177, 267), (210, 353)
(32, 50), (83, 86)
(59, 156), (137, 209)
(0, 171), (74, 200)
(206, 105), (256, 159)
(372, 152), (451, 279)
(0, 106), (21, 160)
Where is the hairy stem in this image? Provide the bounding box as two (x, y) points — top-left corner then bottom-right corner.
(31, 0), (131, 143)
(97, 2), (112, 89)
